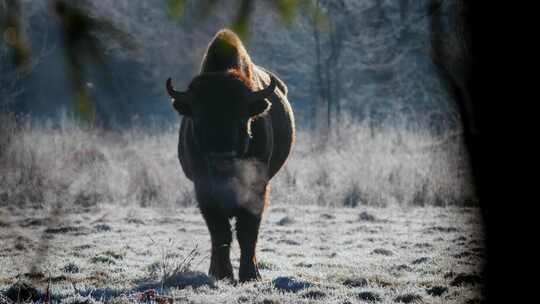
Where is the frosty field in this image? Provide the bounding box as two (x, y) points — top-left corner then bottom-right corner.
(0, 114), (483, 303)
(0, 202), (483, 304)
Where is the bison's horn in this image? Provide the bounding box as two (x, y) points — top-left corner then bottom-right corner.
(247, 74), (278, 102)
(166, 77), (188, 100)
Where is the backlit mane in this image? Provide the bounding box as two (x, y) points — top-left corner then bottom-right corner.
(201, 29), (254, 89)
(226, 68), (253, 89)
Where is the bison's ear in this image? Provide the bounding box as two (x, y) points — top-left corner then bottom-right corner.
(249, 99), (271, 118)
(172, 99), (192, 116)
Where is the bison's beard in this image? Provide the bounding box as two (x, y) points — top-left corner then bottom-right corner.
(206, 159), (268, 215)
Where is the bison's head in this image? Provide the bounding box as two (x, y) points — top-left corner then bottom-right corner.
(167, 71), (276, 211)
(166, 71), (276, 158)
(169, 72), (277, 178)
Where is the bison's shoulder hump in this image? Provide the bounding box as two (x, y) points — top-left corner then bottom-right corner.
(214, 29), (242, 44)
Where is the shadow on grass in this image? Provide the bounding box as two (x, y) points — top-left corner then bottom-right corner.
(3, 271), (216, 303)
(272, 276), (313, 293)
(79, 271), (216, 302)
(134, 271), (216, 292)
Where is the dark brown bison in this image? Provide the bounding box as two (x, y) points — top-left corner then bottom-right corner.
(166, 29), (295, 282)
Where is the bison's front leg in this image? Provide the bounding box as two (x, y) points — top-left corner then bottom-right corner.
(199, 206), (234, 281)
(236, 208), (262, 282)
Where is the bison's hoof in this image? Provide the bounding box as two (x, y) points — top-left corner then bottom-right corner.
(214, 274), (237, 285)
(209, 266), (234, 282)
(239, 266), (261, 283)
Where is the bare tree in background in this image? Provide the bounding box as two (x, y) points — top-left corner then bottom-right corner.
(0, 0), (31, 67)
(1, 0), (135, 125)
(312, 0), (347, 142)
(0, 44), (24, 108)
(0, 0), (31, 108)
(427, 0), (482, 297)
(428, 0), (477, 195)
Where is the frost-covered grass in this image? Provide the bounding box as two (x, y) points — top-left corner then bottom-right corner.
(0, 113), (475, 209)
(0, 113), (482, 303)
(0, 203), (484, 303)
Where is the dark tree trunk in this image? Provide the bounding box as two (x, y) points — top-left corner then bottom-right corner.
(312, 0), (329, 145)
(428, 0), (485, 300)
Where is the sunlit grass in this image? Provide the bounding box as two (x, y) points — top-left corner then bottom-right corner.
(0, 112), (474, 209)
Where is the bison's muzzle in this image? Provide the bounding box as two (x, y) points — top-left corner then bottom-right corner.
(204, 156), (268, 215)
(207, 152), (237, 177)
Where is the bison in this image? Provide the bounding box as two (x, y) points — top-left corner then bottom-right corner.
(166, 29), (295, 282)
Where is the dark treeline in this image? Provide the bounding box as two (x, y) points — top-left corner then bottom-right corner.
(1, 0), (464, 134)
